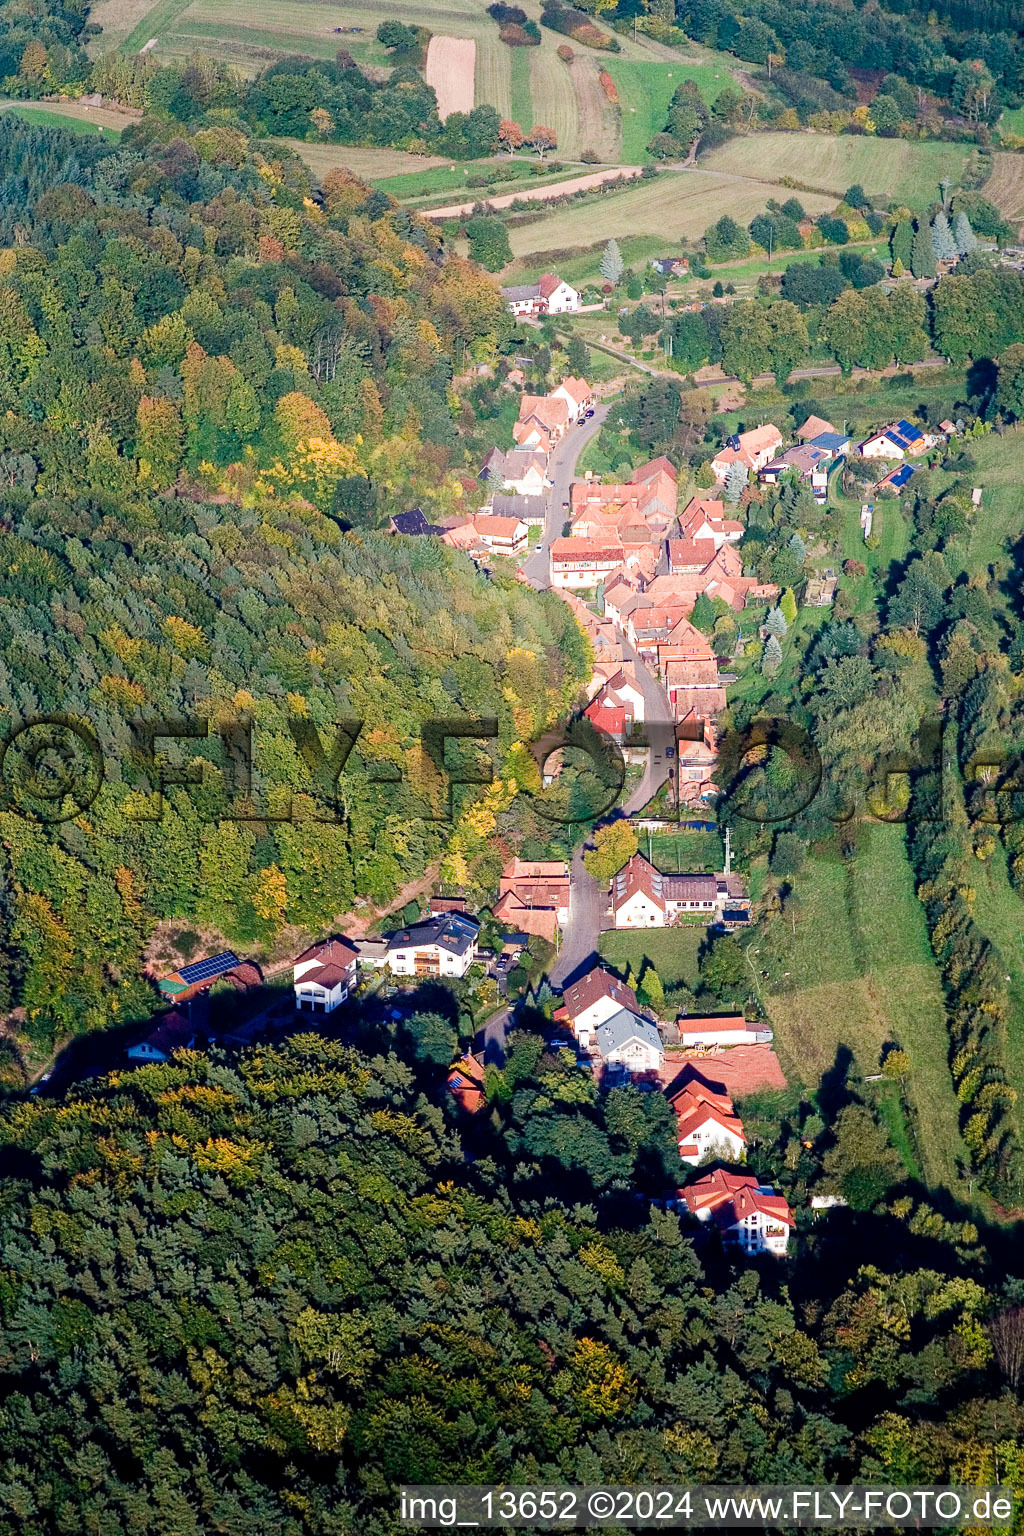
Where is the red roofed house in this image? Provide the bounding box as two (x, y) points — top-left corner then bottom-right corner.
(515, 393), (569, 450)
(667, 536), (717, 574)
(500, 273), (580, 317)
(681, 1167), (794, 1256)
(711, 424), (784, 482)
(549, 536), (625, 588)
(677, 1014), (773, 1047)
(560, 964), (642, 1051)
(678, 495), (744, 550)
(664, 656), (727, 720)
(669, 1070), (747, 1165)
(472, 513), (528, 555)
(292, 936), (359, 1013)
(494, 858), (570, 944)
(795, 413), (837, 442)
(447, 1052), (487, 1113)
(612, 854), (718, 928)
(676, 715), (719, 805)
(552, 375), (592, 421)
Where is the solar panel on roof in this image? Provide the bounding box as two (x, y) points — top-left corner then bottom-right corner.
(177, 951), (239, 986)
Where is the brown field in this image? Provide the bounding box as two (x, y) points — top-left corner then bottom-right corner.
(503, 166), (834, 258)
(425, 34), (476, 122)
(422, 163), (642, 217)
(285, 140), (454, 178)
(986, 152), (1024, 228)
(88, 0), (159, 50)
(568, 55), (621, 162)
(15, 97), (142, 132)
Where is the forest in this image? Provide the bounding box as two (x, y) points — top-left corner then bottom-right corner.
(0, 111), (592, 1066)
(1, 1029), (1024, 1535)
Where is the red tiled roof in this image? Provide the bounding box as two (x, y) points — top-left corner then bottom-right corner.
(562, 965), (639, 1021)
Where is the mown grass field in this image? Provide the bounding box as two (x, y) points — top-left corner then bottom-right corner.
(504, 167), (836, 262)
(598, 926), (704, 992)
(701, 133), (975, 211)
(605, 58), (731, 164)
(286, 141), (455, 180)
(760, 829), (965, 1189)
(529, 46), (581, 158)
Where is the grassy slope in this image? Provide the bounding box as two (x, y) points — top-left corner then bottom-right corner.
(700, 133), (974, 211)
(504, 169), (835, 262)
(0, 103), (122, 137)
(761, 831), (965, 1189)
(604, 59), (731, 164)
(509, 44), (532, 132)
(968, 844), (1024, 1143)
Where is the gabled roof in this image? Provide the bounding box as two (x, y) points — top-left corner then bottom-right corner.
(538, 272), (572, 298)
(385, 911), (479, 957)
(518, 393), (569, 430)
(796, 413), (836, 441)
(501, 282), (542, 302)
(557, 375), (591, 405)
(550, 536), (624, 562)
(475, 513), (526, 537)
(808, 431), (849, 452)
(682, 1168), (795, 1230)
(629, 455), (677, 485)
(677, 1013), (751, 1036)
(159, 950), (240, 995)
(562, 964), (639, 1021)
(595, 1007), (663, 1058)
(737, 423), (783, 452)
(391, 508), (445, 537)
(294, 936), (358, 970)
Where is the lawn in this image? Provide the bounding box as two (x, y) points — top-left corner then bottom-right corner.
(475, 34), (512, 121)
(602, 59), (728, 164)
(503, 168), (836, 262)
(701, 133), (976, 212)
(599, 925), (704, 992)
(639, 827), (725, 871)
(932, 428), (1024, 574)
(509, 44), (532, 132)
(756, 829), (966, 1190)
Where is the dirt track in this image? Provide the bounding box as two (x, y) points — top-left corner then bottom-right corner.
(421, 164), (643, 218)
(425, 35), (476, 123)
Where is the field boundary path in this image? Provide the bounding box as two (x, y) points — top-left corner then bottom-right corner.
(421, 164), (642, 218)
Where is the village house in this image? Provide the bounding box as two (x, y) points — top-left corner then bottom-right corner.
(675, 716), (719, 804)
(759, 443), (833, 503)
(795, 413), (837, 442)
(677, 495), (743, 550)
(549, 536), (625, 588)
(480, 447), (549, 498)
(447, 1052), (487, 1113)
(680, 1167), (794, 1257)
(859, 419), (928, 458)
(500, 272), (580, 316)
(127, 1011), (205, 1063)
(649, 255), (690, 278)
(488, 491), (544, 528)
(292, 936), (359, 1013)
(551, 375), (592, 421)
(514, 393), (570, 452)
(384, 911), (479, 978)
(157, 950), (241, 1002)
(612, 854), (747, 929)
(612, 856), (719, 927)
(472, 513), (528, 555)
(583, 667), (647, 744)
(664, 655), (727, 720)
(876, 463), (916, 495)
(668, 1070), (747, 1166)
(676, 1014), (773, 1048)
(711, 424), (783, 482)
(595, 1008), (665, 1075)
(558, 965), (643, 1052)
(494, 858), (570, 944)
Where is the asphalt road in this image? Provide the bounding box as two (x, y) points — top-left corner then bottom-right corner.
(522, 403), (610, 589)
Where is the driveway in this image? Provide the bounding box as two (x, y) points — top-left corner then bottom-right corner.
(522, 403), (610, 589)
